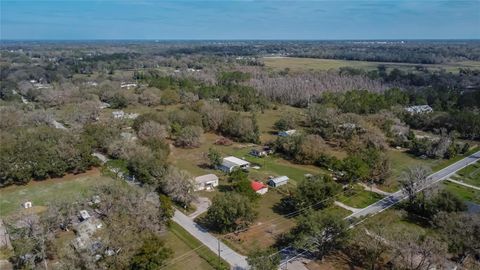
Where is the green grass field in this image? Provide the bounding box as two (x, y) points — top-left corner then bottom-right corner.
(455, 161), (480, 187)
(337, 185), (384, 209)
(442, 181), (480, 204)
(0, 170), (114, 217)
(263, 57), (480, 73)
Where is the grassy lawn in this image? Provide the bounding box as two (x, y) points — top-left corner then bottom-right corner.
(384, 149), (437, 192)
(454, 161), (480, 187)
(441, 181), (480, 204)
(263, 57), (480, 73)
(320, 204), (352, 218)
(358, 208), (436, 238)
(220, 189), (297, 255)
(251, 106), (304, 143)
(0, 169), (114, 218)
(164, 222), (227, 270)
(337, 185), (384, 209)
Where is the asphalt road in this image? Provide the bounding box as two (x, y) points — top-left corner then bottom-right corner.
(347, 150), (480, 220)
(172, 210), (249, 270)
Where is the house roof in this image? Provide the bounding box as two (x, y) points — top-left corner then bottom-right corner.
(269, 176), (289, 184)
(278, 130), (297, 136)
(222, 156), (250, 168)
(251, 181), (266, 191)
(195, 174), (218, 184)
(405, 105), (433, 113)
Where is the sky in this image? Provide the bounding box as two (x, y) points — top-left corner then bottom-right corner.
(1, 0), (479, 40)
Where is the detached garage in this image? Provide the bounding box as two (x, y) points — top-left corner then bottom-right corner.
(268, 176), (289, 187)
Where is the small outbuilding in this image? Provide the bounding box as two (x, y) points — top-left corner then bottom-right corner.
(79, 210), (91, 221)
(22, 202), (32, 209)
(194, 174), (219, 191)
(220, 156), (250, 173)
(268, 176), (289, 187)
(250, 146), (274, 157)
(405, 105), (433, 114)
(251, 181), (268, 195)
(278, 129), (297, 137)
(112, 111), (125, 119)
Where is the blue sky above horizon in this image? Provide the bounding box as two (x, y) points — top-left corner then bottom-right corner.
(1, 0), (479, 40)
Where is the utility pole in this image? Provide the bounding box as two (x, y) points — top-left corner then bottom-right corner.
(217, 239), (221, 265)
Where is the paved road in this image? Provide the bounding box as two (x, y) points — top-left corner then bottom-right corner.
(172, 210), (249, 270)
(189, 197), (211, 219)
(347, 150), (480, 220)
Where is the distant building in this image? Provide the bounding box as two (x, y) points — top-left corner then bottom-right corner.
(267, 176), (289, 187)
(250, 146), (273, 158)
(112, 111), (125, 119)
(405, 105), (433, 114)
(220, 156), (250, 173)
(194, 174), (219, 191)
(79, 210), (91, 221)
(278, 129), (297, 137)
(73, 217), (103, 251)
(251, 181), (268, 195)
(99, 102), (110, 109)
(22, 202), (32, 209)
(112, 111), (139, 120)
(120, 82), (137, 89)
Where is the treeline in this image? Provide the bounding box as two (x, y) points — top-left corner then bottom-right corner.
(0, 127), (98, 186)
(340, 66), (480, 110)
(289, 41), (480, 64)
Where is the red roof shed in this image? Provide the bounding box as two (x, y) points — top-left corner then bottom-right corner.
(251, 181), (266, 191)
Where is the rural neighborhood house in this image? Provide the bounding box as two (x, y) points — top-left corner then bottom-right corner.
(219, 156), (250, 173)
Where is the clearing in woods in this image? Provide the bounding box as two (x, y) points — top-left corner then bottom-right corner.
(262, 57), (480, 73)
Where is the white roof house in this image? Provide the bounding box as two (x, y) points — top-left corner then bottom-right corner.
(405, 105), (433, 114)
(79, 210), (91, 221)
(120, 82), (137, 89)
(22, 201), (33, 209)
(112, 111), (139, 120)
(112, 111), (125, 119)
(220, 156), (250, 173)
(268, 176), (289, 187)
(278, 129), (297, 137)
(194, 174), (219, 191)
(99, 102), (110, 109)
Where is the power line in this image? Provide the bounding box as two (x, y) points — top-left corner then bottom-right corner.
(160, 185), (357, 268)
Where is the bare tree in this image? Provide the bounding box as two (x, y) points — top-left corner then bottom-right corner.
(346, 225), (390, 269)
(399, 165), (432, 203)
(137, 120), (168, 141)
(391, 232), (447, 270)
(161, 167), (196, 207)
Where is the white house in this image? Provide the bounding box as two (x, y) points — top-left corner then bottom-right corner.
(99, 102), (110, 109)
(112, 111), (139, 120)
(194, 174), (219, 191)
(405, 105), (433, 114)
(79, 210), (91, 221)
(268, 176), (289, 187)
(112, 111), (125, 119)
(120, 82), (137, 89)
(220, 156), (250, 173)
(250, 146), (274, 158)
(22, 202), (33, 209)
(278, 129), (297, 137)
